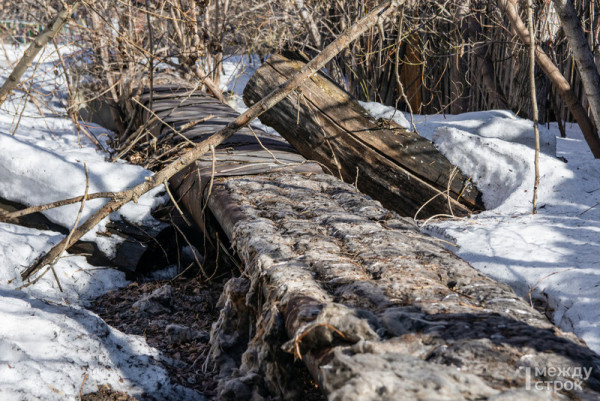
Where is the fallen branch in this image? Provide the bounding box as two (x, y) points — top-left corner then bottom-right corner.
(21, 0), (405, 282)
(0, 0), (82, 107)
(0, 192), (115, 221)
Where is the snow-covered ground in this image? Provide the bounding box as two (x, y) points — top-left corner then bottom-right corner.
(2, 41), (600, 399)
(361, 102), (600, 354)
(0, 45), (204, 400)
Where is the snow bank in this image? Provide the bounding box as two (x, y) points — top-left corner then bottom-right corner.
(428, 110), (556, 155)
(0, 45), (168, 252)
(361, 102), (600, 355)
(358, 100), (412, 129)
(0, 223), (128, 305)
(0, 44), (201, 400)
(0, 288), (204, 400)
(360, 103), (556, 155)
(428, 121), (600, 352)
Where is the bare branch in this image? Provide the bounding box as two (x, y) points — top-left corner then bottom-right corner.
(21, 0), (406, 282)
(0, 0), (81, 107)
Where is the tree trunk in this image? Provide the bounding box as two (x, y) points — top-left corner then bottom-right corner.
(294, 0), (322, 49)
(527, 0), (541, 214)
(465, 4), (510, 109)
(551, 0), (600, 129)
(244, 54), (484, 218)
(498, 0), (600, 158)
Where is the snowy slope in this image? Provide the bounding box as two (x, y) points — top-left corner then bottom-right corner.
(0, 45), (203, 400)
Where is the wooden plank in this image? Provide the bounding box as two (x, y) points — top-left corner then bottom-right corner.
(243, 54), (485, 218)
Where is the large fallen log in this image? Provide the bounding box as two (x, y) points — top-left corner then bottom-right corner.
(134, 85), (600, 400)
(205, 172), (600, 400)
(243, 54), (485, 218)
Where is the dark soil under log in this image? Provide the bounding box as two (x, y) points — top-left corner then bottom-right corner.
(88, 276), (325, 400)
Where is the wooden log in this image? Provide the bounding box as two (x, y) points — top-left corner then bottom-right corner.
(206, 172), (600, 400)
(135, 88), (322, 233)
(136, 85), (600, 400)
(243, 54), (485, 218)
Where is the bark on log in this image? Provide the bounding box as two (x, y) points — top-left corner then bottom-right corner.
(205, 172), (600, 400)
(137, 84), (600, 400)
(243, 54), (484, 218)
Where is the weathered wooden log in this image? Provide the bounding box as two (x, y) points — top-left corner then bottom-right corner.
(205, 172), (600, 400)
(134, 85), (600, 400)
(243, 54), (485, 218)
(136, 88), (323, 232)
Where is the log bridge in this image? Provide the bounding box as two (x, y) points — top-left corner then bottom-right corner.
(132, 80), (600, 400)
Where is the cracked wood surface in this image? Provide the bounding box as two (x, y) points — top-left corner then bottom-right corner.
(207, 172), (600, 400)
(243, 54), (485, 218)
(138, 84), (600, 400)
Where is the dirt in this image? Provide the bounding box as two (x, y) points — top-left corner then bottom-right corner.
(81, 384), (139, 401)
(88, 276), (224, 399)
(86, 273), (325, 400)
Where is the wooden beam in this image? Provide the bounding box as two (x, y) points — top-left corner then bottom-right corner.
(244, 54), (484, 218)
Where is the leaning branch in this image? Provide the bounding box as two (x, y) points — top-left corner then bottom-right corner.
(551, 0), (600, 138)
(498, 0), (600, 158)
(0, 1), (82, 107)
(21, 0), (405, 282)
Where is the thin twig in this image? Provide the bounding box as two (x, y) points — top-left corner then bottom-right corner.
(0, 191), (115, 221)
(527, 0), (541, 214)
(163, 179), (191, 226)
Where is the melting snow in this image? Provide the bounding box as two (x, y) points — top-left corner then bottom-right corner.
(362, 102), (600, 354)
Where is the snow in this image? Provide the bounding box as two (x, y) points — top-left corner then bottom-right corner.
(0, 45), (203, 399)
(220, 54), (278, 135)
(2, 40), (600, 399)
(0, 223), (128, 305)
(361, 102), (600, 355)
(0, 288), (202, 401)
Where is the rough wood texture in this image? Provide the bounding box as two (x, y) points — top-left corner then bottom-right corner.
(243, 54), (485, 218)
(206, 173), (600, 400)
(136, 86), (323, 231)
(138, 85), (600, 400)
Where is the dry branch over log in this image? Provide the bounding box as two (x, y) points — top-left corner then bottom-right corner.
(123, 80), (600, 399)
(126, 71), (600, 401)
(243, 54), (484, 218)
(21, 0), (406, 282)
